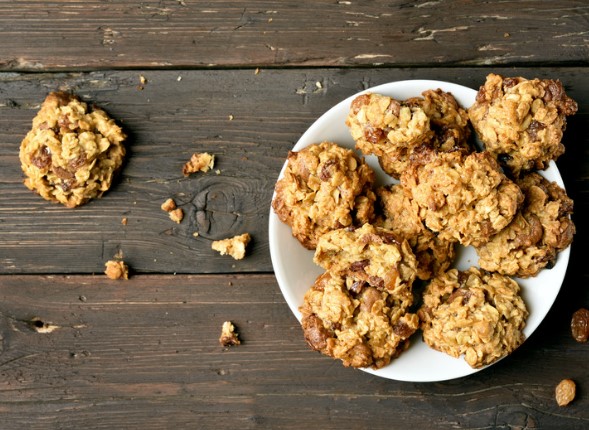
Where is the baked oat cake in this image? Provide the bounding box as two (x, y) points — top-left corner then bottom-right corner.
(19, 91), (126, 207)
(346, 92), (432, 179)
(468, 73), (578, 176)
(418, 267), (528, 368)
(401, 148), (524, 247)
(272, 141), (376, 249)
(376, 184), (456, 281)
(476, 172), (575, 278)
(313, 223), (418, 296)
(300, 271), (419, 369)
(211, 233), (251, 260)
(347, 90), (473, 179)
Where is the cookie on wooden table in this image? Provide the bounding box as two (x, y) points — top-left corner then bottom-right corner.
(19, 91), (126, 207)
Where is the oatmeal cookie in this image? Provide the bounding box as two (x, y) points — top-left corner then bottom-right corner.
(407, 89), (472, 151)
(468, 73), (578, 176)
(418, 267), (528, 368)
(346, 92), (432, 179)
(300, 271), (419, 369)
(19, 91), (126, 207)
(376, 184), (456, 281)
(476, 172), (575, 277)
(182, 152), (215, 176)
(401, 148), (524, 247)
(272, 142), (376, 249)
(313, 223), (418, 296)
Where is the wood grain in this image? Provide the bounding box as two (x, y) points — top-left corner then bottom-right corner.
(0, 1), (587, 71)
(0, 274), (587, 430)
(1, 67), (588, 275)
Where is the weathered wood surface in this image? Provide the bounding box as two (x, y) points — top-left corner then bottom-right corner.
(0, 274), (586, 430)
(0, 0), (587, 71)
(1, 67), (588, 275)
(1, 0), (588, 428)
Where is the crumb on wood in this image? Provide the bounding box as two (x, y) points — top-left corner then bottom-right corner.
(182, 152), (215, 176)
(211, 233), (251, 260)
(219, 321), (241, 347)
(169, 207), (184, 223)
(161, 198), (177, 212)
(105, 260), (129, 280)
(121, 217), (128, 225)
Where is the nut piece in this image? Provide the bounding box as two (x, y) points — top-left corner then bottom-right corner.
(571, 308), (589, 343)
(161, 198), (176, 212)
(219, 321), (240, 346)
(555, 379), (576, 406)
(104, 260), (129, 280)
(182, 152), (215, 176)
(212, 233), (251, 260)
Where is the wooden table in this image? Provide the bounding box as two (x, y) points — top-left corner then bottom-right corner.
(1, 2), (588, 429)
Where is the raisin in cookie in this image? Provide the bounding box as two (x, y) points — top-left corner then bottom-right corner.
(313, 223), (418, 296)
(401, 148), (524, 247)
(300, 271), (419, 369)
(476, 172), (575, 278)
(19, 91), (126, 207)
(272, 142), (376, 249)
(418, 267), (528, 368)
(346, 92), (432, 179)
(376, 184), (456, 281)
(468, 73), (577, 176)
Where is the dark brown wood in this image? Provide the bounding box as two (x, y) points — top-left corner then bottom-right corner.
(0, 274), (586, 430)
(1, 0), (588, 428)
(1, 67), (588, 274)
(0, 1), (587, 71)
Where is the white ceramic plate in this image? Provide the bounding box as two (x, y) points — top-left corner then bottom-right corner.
(268, 80), (570, 382)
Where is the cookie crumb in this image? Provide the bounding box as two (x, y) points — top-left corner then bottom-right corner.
(104, 260), (129, 280)
(555, 379), (576, 406)
(161, 198), (177, 212)
(192, 232), (199, 238)
(212, 233), (251, 260)
(182, 152), (215, 176)
(121, 217), (128, 225)
(219, 321), (240, 346)
(169, 208), (184, 223)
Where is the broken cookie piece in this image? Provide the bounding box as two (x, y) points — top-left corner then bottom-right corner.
(212, 233), (251, 260)
(19, 91), (126, 207)
(219, 321), (241, 347)
(104, 260), (129, 280)
(160, 198), (177, 212)
(182, 152), (215, 176)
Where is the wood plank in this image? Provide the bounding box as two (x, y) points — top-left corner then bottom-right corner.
(1, 67), (588, 274)
(0, 274), (587, 429)
(0, 1), (587, 71)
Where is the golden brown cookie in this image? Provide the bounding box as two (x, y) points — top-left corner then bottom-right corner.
(376, 184), (456, 281)
(346, 92), (432, 179)
(418, 267), (528, 368)
(313, 223), (418, 296)
(468, 73), (577, 176)
(19, 91), (126, 207)
(300, 271), (419, 369)
(476, 172), (575, 277)
(401, 148), (524, 247)
(272, 141), (376, 249)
